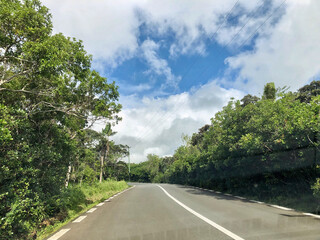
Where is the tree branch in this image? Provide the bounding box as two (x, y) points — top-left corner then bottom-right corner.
(0, 69), (33, 87)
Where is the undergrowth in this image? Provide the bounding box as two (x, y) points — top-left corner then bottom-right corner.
(36, 180), (129, 240)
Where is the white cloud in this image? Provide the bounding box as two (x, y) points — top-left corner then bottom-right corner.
(225, 0), (320, 92)
(111, 81), (244, 163)
(42, 0), (265, 66)
(118, 82), (153, 94)
(137, 0), (251, 57)
(140, 39), (181, 90)
(42, 0), (140, 67)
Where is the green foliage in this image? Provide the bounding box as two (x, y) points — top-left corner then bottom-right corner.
(191, 124), (210, 146)
(0, 1), (124, 239)
(0, 104), (13, 143)
(262, 82), (276, 100)
(296, 80), (320, 103)
(240, 94), (260, 107)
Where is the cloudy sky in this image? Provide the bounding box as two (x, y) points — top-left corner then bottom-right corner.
(42, 0), (320, 163)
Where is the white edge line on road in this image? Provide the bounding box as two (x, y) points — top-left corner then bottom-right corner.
(47, 229), (70, 240)
(251, 200), (263, 204)
(303, 213), (320, 219)
(235, 196), (246, 200)
(269, 205), (292, 211)
(87, 208), (97, 213)
(157, 185), (245, 240)
(49, 186), (136, 237)
(191, 186), (294, 212)
(73, 216), (87, 223)
(103, 185), (135, 203)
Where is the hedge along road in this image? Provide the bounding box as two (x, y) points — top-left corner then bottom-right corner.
(46, 183), (320, 240)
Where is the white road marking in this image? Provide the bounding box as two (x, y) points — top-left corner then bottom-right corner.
(48, 186), (135, 238)
(87, 208), (97, 213)
(157, 185), (245, 240)
(73, 216), (87, 223)
(303, 213), (320, 219)
(104, 186), (135, 203)
(235, 196), (246, 200)
(269, 204), (292, 211)
(225, 193), (232, 196)
(216, 191), (221, 194)
(251, 200), (263, 204)
(47, 229), (70, 240)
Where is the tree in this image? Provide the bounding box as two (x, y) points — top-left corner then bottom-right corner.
(191, 124), (210, 146)
(97, 123), (116, 183)
(105, 143), (129, 180)
(296, 80), (320, 103)
(240, 94), (260, 107)
(0, 1), (122, 238)
(1, 0), (121, 124)
(262, 82), (276, 100)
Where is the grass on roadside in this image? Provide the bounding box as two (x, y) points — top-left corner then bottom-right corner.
(37, 180), (129, 240)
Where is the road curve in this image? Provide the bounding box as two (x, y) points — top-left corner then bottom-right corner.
(46, 183), (320, 240)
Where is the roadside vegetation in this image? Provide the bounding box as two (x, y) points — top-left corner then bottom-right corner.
(131, 81), (320, 213)
(0, 1), (129, 239)
(37, 180), (129, 240)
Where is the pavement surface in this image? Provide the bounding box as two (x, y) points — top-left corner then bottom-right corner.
(46, 183), (320, 240)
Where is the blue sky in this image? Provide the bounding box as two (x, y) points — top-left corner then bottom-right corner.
(43, 0), (320, 162)
(112, 40), (230, 97)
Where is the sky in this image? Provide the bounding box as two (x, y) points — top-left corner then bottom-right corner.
(42, 0), (320, 163)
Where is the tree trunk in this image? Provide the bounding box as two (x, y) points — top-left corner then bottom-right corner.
(65, 164), (72, 188)
(99, 148), (104, 183)
(80, 175), (83, 187)
(100, 142), (109, 183)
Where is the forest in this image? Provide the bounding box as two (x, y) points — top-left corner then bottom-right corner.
(131, 81), (320, 212)
(0, 0), (129, 239)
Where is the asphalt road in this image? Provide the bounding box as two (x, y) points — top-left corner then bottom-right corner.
(47, 183), (320, 240)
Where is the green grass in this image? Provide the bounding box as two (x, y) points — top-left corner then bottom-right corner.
(37, 180), (129, 240)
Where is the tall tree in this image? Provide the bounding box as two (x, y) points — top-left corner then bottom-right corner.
(240, 94), (260, 107)
(0, 0), (122, 238)
(296, 80), (320, 103)
(262, 82), (276, 100)
(98, 123), (115, 183)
